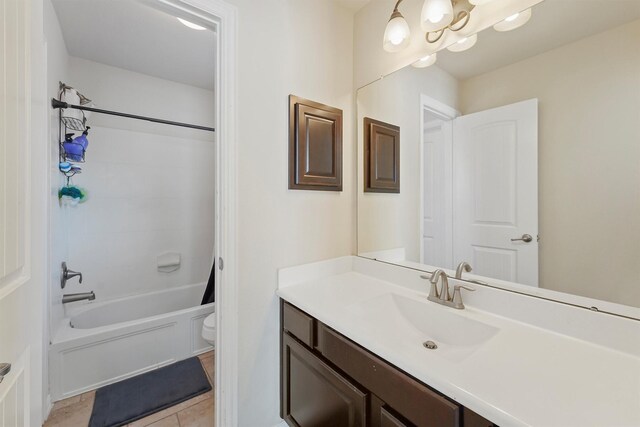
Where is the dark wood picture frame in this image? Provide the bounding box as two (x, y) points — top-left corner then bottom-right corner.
(289, 95), (343, 191)
(364, 117), (400, 193)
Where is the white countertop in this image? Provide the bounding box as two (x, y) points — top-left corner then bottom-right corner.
(277, 257), (640, 427)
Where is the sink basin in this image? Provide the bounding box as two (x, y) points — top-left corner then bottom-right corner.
(350, 293), (500, 361)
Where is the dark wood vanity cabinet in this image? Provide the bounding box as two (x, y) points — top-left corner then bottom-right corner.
(282, 333), (367, 426)
(281, 301), (497, 427)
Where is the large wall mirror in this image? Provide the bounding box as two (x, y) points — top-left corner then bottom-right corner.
(357, 0), (640, 316)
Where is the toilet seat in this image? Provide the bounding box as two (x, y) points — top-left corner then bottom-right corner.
(202, 313), (216, 347)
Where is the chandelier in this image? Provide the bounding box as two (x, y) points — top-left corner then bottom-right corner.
(383, 0), (532, 64)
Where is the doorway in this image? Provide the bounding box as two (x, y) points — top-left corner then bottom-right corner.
(0, 0), (238, 425)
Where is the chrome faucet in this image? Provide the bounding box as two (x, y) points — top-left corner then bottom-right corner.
(61, 262), (82, 289)
(62, 292), (95, 304)
(455, 261), (472, 279)
(421, 270), (475, 309)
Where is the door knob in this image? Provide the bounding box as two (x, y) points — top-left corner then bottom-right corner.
(511, 234), (533, 243)
(0, 363), (11, 384)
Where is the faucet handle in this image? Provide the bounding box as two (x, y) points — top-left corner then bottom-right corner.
(66, 269), (83, 284)
(452, 285), (475, 309)
(420, 275), (439, 299)
(61, 262), (83, 289)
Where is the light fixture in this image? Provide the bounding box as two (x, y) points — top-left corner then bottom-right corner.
(493, 8), (532, 32)
(383, 0), (411, 52)
(420, 0), (454, 32)
(446, 33), (477, 52)
(177, 17), (207, 31)
(423, 0), (475, 43)
(411, 53), (438, 68)
(381, 0), (535, 55)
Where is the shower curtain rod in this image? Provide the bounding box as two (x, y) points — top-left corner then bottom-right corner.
(51, 98), (215, 132)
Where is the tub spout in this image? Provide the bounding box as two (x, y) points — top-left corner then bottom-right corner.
(62, 292), (95, 304)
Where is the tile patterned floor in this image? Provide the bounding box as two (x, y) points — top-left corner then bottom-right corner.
(43, 351), (215, 427)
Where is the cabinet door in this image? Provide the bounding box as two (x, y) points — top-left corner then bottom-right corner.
(282, 333), (367, 427)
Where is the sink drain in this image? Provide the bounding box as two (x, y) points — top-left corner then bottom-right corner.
(423, 340), (437, 350)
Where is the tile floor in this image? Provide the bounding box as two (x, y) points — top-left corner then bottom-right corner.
(43, 351), (215, 427)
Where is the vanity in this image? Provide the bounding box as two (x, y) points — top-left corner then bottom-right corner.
(281, 300), (493, 427)
(277, 256), (640, 427)
(279, 1), (640, 425)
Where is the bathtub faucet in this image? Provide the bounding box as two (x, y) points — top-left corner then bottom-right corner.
(61, 262), (83, 289)
(62, 292), (96, 304)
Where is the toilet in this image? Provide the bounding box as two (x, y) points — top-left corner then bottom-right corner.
(202, 312), (216, 348)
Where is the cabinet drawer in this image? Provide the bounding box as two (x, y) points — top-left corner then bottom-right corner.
(282, 332), (367, 427)
(283, 302), (315, 348)
(371, 395), (414, 427)
(317, 324), (460, 427)
(380, 407), (412, 427)
(463, 407), (496, 427)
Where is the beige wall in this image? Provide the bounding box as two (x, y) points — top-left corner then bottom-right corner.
(460, 20), (640, 306)
(226, 1), (356, 425)
(358, 65), (459, 261)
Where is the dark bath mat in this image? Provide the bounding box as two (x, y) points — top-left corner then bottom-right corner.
(89, 357), (212, 427)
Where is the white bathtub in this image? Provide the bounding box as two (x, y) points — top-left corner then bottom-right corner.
(49, 282), (214, 401)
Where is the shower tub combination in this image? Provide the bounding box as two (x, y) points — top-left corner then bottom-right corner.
(49, 282), (214, 401)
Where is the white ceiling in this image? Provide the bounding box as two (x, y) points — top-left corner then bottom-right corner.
(435, 0), (640, 80)
(51, 0), (216, 90)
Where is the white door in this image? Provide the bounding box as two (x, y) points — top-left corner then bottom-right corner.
(422, 118), (453, 269)
(453, 99), (538, 286)
(0, 0), (40, 425)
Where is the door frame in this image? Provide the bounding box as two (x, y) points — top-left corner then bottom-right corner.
(166, 1), (239, 425)
(419, 95), (459, 269)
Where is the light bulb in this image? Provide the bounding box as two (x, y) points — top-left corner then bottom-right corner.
(505, 13), (520, 22)
(383, 14), (411, 52)
(421, 0), (454, 32)
(411, 53), (438, 68)
(493, 8), (532, 32)
(177, 17), (207, 31)
(446, 33), (477, 52)
(430, 12), (444, 23)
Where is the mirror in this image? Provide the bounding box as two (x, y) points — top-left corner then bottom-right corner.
(357, 0), (640, 312)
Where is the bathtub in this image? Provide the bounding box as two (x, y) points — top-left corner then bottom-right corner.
(49, 282), (214, 401)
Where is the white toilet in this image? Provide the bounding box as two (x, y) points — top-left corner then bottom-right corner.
(202, 311), (216, 348)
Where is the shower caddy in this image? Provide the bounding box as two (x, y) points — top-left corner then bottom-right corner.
(53, 82), (215, 194)
(57, 82), (91, 186)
